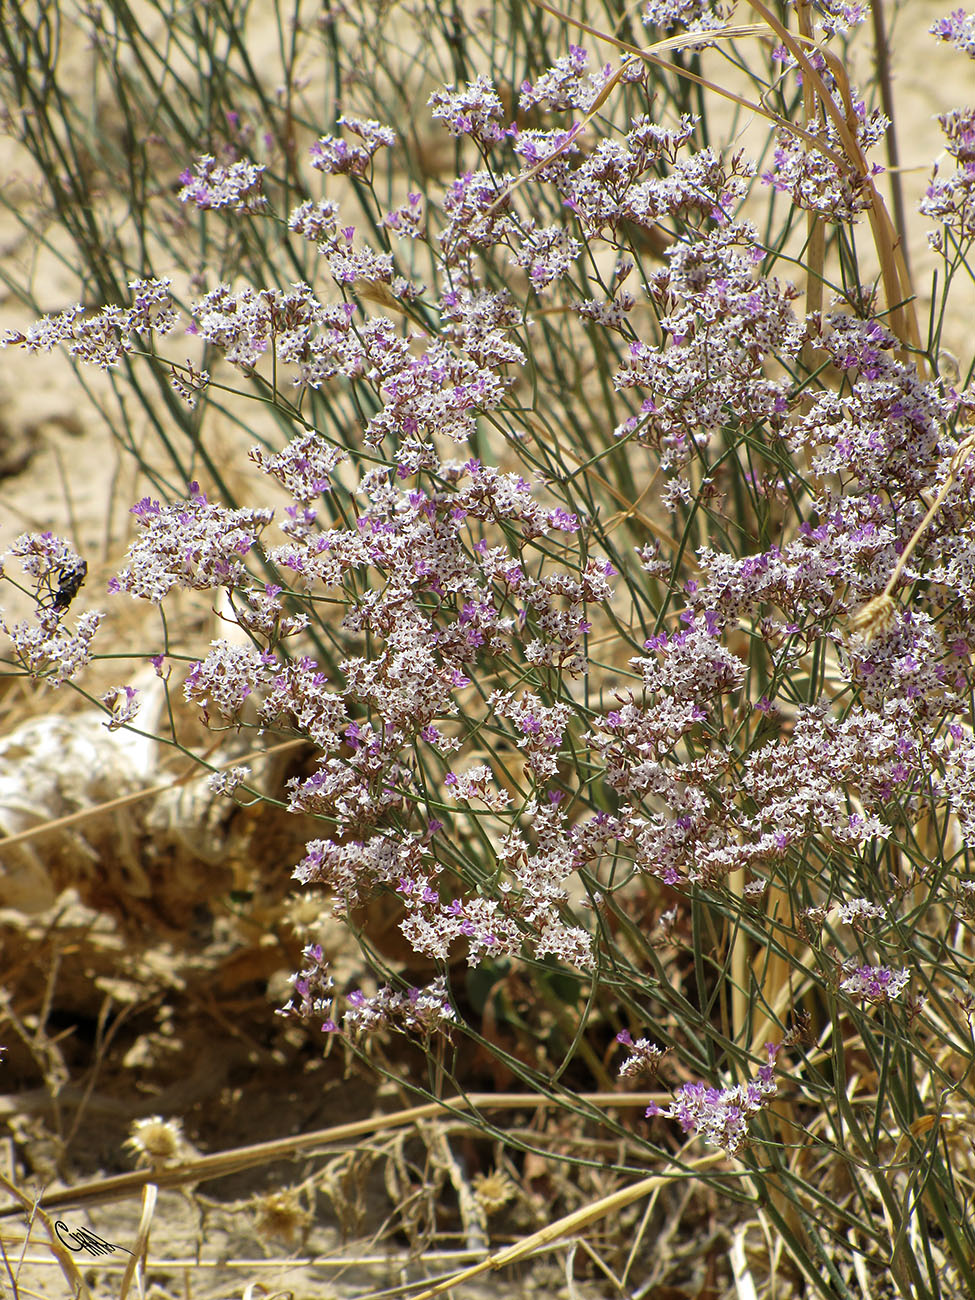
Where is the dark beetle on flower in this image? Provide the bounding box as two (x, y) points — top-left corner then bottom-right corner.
(38, 558), (87, 614)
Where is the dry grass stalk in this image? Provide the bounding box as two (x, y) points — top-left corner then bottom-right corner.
(0, 1091), (664, 1220)
(410, 1149), (727, 1300)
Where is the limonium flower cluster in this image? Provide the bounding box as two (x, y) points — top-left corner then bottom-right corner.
(0, 533), (102, 685)
(645, 1045), (780, 1155)
(279, 942), (456, 1038)
(930, 7), (975, 56)
(3, 8), (974, 1178)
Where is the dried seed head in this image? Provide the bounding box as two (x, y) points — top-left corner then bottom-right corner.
(282, 890), (330, 942)
(472, 1169), (517, 1216)
(124, 1115), (187, 1169)
(252, 1188), (312, 1244)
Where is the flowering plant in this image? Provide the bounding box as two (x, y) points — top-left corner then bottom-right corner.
(2, 0), (974, 1293)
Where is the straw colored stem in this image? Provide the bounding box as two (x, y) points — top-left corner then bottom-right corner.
(729, 865), (749, 1045)
(796, 1), (825, 355)
(522, 0), (848, 166)
(410, 1151), (727, 1300)
(0, 1169), (95, 1300)
(0, 1091), (663, 1219)
(870, 0), (910, 279)
(744, 0), (921, 358)
(0, 738), (307, 850)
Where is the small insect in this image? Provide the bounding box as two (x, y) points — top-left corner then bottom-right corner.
(37, 558), (88, 614)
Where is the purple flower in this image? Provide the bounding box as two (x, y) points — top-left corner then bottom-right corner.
(309, 117), (395, 176)
(930, 8), (975, 57)
(840, 964), (910, 1002)
(429, 76), (507, 145)
(179, 154), (267, 212)
(646, 1046), (779, 1154)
